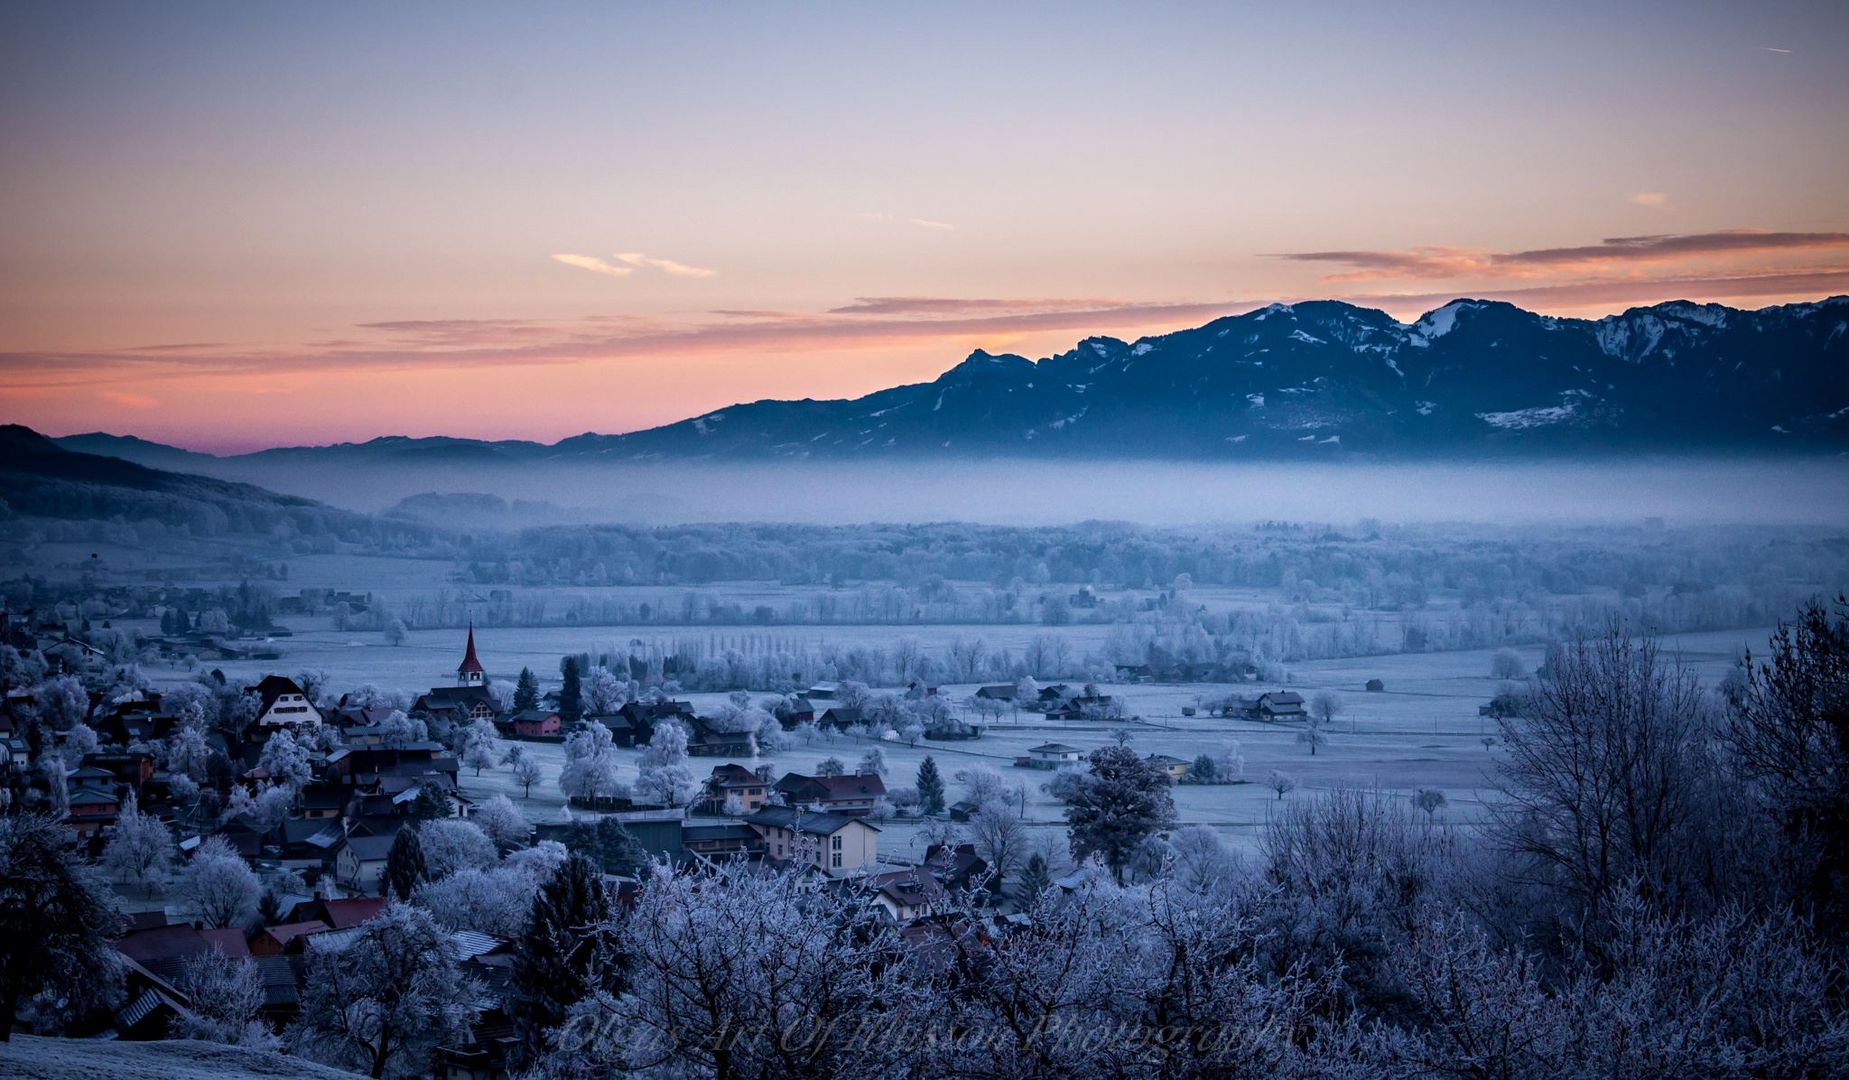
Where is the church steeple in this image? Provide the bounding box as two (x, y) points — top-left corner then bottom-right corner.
(458, 621), (485, 686)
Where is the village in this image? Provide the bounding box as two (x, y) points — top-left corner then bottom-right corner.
(0, 591), (1805, 1078)
(0, 603), (1390, 1075)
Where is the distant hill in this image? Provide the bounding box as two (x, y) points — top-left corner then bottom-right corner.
(0, 425), (419, 541)
(55, 295), (1849, 463)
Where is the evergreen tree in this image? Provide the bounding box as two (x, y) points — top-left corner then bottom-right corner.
(0, 815), (121, 1040)
(511, 852), (615, 1065)
(411, 785), (452, 821)
(513, 667), (541, 712)
(384, 826), (427, 901)
(558, 657), (583, 727)
(1065, 746), (1175, 884)
(916, 756), (947, 816)
(1019, 851), (1053, 900)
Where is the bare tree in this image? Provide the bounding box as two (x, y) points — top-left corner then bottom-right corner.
(1489, 627), (1728, 927)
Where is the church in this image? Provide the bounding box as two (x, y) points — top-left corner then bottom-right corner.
(410, 623), (500, 726)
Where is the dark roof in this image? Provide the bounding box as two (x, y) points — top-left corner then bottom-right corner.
(747, 806), (877, 836)
(345, 834), (398, 861)
(682, 822), (760, 843)
(774, 772), (888, 802)
(1030, 742), (1082, 754)
(245, 674), (308, 711)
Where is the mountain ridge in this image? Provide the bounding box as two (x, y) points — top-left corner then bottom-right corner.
(52, 295), (1849, 463)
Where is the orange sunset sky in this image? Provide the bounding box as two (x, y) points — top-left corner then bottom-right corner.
(2, 2), (1846, 452)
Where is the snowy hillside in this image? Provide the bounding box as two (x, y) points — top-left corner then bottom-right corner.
(0, 1036), (361, 1079)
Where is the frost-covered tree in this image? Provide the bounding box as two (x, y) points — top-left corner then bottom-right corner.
(857, 746), (887, 776)
(1065, 747), (1174, 883)
(101, 792), (173, 896)
(461, 717), (500, 776)
(419, 818), (496, 880)
(636, 763), (698, 808)
(36, 674), (90, 731)
(966, 801), (1027, 892)
(179, 835), (260, 929)
(289, 902), (478, 1079)
(1267, 769), (1298, 800)
(1490, 648), (1527, 680)
(474, 794), (529, 850)
(258, 728), (312, 791)
(379, 709), (426, 749)
(170, 948), (271, 1048)
(558, 721), (623, 803)
(582, 665), (628, 715)
(511, 753), (544, 798)
(0, 814), (121, 1040)
(814, 756), (846, 778)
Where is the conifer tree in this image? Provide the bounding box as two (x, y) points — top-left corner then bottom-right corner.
(917, 755), (947, 816)
(384, 826), (427, 901)
(558, 657), (583, 727)
(510, 852), (614, 1065)
(513, 666), (541, 712)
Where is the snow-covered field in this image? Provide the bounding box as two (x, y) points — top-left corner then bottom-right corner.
(0, 1035), (360, 1079)
(455, 628), (1771, 863)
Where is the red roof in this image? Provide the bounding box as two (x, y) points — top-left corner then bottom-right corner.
(458, 623), (484, 675)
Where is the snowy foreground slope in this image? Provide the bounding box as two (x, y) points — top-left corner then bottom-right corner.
(0, 1036), (361, 1079)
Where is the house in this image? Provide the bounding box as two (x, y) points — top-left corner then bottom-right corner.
(701, 762), (773, 813)
(1146, 754), (1191, 781)
(609, 699), (695, 746)
(1365, 678), (1386, 692)
(1022, 743), (1085, 769)
(806, 681), (841, 701)
(1254, 691), (1306, 720)
(746, 806), (879, 877)
(683, 715), (757, 758)
(249, 919), (332, 956)
(973, 684), (1017, 701)
(65, 786), (121, 833)
(412, 685), (499, 726)
(337, 832), (400, 893)
(922, 842), (989, 891)
(681, 821), (762, 861)
(1219, 691), (1307, 722)
(947, 799), (981, 822)
(772, 771), (888, 814)
(867, 864), (950, 922)
(506, 708), (561, 739)
(243, 674), (322, 731)
(815, 706), (866, 733)
(287, 896), (388, 930)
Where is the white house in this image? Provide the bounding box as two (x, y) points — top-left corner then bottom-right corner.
(245, 675), (322, 731)
(1026, 742), (1085, 768)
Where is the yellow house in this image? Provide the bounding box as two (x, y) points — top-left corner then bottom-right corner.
(746, 806), (879, 877)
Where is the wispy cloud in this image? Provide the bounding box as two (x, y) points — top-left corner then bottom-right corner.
(1762, 46), (1793, 54)
(1278, 229), (1849, 281)
(611, 252), (717, 277)
(855, 212), (956, 232)
(829, 296), (1127, 316)
(100, 390), (158, 409)
(551, 253), (635, 278)
(1629, 192), (1669, 207)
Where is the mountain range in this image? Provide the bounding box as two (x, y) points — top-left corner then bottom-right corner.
(58, 296), (1849, 464)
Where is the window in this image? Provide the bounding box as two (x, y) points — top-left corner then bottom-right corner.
(832, 852), (842, 869)
(831, 835), (842, 850)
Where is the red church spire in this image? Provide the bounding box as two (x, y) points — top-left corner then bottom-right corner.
(458, 620), (484, 677)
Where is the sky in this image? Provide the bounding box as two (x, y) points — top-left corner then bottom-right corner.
(1, 1), (1846, 452)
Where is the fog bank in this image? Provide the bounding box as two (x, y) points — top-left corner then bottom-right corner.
(170, 457), (1849, 528)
